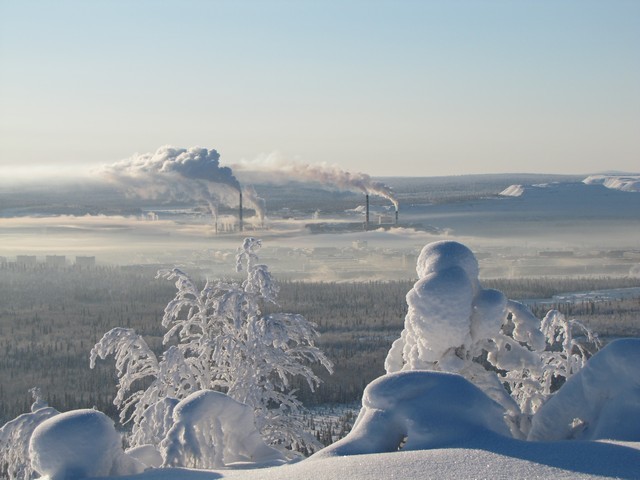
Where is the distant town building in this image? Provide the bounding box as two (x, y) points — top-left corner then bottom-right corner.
(75, 256), (96, 268)
(16, 255), (37, 266)
(0, 256), (7, 265)
(46, 255), (67, 267)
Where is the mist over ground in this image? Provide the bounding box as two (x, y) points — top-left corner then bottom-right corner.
(1, 173), (638, 280)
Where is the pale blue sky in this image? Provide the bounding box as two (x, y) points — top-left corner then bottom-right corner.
(1, 0), (638, 177)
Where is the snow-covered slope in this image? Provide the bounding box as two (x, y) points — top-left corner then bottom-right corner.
(499, 184), (525, 197)
(406, 178), (640, 244)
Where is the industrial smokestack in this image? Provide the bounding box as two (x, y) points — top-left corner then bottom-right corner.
(395, 206), (399, 226)
(239, 190), (244, 232)
(365, 194), (370, 230)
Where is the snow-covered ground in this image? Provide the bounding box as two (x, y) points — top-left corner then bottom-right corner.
(107, 440), (640, 480)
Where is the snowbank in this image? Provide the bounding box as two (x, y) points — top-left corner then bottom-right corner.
(529, 338), (640, 441)
(29, 409), (143, 480)
(100, 441), (640, 480)
(312, 371), (510, 458)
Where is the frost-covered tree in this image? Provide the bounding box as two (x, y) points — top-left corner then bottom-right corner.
(539, 309), (601, 391)
(384, 241), (599, 437)
(89, 329), (194, 445)
(91, 237), (333, 454)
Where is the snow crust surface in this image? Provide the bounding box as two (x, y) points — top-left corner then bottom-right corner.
(107, 440), (640, 480)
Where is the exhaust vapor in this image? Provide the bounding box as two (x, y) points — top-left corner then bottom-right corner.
(231, 152), (399, 210)
(100, 146), (266, 223)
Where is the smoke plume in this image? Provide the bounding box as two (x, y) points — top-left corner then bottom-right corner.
(231, 152), (399, 209)
(101, 146), (265, 222)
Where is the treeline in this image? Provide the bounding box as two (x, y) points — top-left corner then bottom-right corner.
(0, 263), (638, 423)
(483, 276), (640, 301)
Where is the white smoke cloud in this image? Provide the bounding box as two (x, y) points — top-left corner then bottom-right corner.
(230, 152), (399, 209)
(100, 146), (266, 222)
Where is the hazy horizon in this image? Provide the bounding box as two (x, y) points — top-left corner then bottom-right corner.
(1, 174), (638, 281)
(1, 1), (639, 177)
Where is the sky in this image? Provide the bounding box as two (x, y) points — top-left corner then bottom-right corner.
(0, 0), (638, 178)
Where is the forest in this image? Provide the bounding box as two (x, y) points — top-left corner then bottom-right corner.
(0, 262), (639, 424)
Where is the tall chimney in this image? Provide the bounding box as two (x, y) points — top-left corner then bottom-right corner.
(365, 194), (370, 230)
(239, 190), (244, 232)
(395, 206), (399, 225)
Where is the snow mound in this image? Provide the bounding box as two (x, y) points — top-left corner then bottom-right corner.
(583, 175), (640, 192)
(29, 409), (144, 480)
(126, 444), (164, 469)
(415, 240), (479, 280)
(529, 338), (640, 442)
(161, 390), (285, 468)
(312, 371), (510, 458)
(499, 184), (525, 197)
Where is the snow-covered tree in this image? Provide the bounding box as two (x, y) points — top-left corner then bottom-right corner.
(384, 240), (599, 437)
(91, 237), (333, 454)
(0, 388), (59, 480)
(539, 309), (601, 392)
(89, 329), (194, 445)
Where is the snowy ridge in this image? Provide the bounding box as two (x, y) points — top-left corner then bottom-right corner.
(583, 174), (640, 192)
(500, 175), (640, 199)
